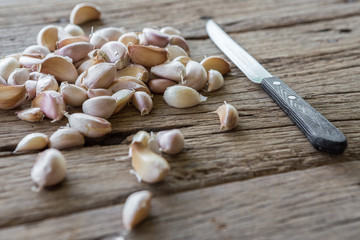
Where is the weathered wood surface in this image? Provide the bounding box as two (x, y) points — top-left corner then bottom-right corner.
(0, 0), (359, 239)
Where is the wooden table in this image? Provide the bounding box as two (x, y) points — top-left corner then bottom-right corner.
(0, 0), (359, 239)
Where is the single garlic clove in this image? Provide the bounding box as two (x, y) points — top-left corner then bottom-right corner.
(166, 45), (188, 61)
(157, 129), (185, 154)
(36, 25), (59, 52)
(70, 3), (101, 25)
(90, 32), (108, 49)
(0, 57), (20, 80)
(64, 23), (85, 36)
(60, 82), (88, 107)
(31, 90), (66, 121)
(110, 76), (151, 96)
(87, 88), (112, 98)
(160, 26), (182, 36)
(67, 113), (112, 138)
(16, 108), (44, 123)
(116, 64), (149, 83)
(132, 91), (153, 116)
(14, 133), (49, 152)
(55, 42), (94, 62)
(128, 45), (168, 68)
(163, 85), (207, 108)
(200, 56), (231, 75)
(151, 61), (185, 83)
(0, 76), (7, 85)
(5, 53), (21, 61)
(29, 72), (45, 81)
(182, 60), (208, 90)
(40, 55), (78, 83)
(74, 56), (90, 68)
(112, 89), (134, 114)
(173, 56), (192, 66)
(23, 45), (50, 59)
(100, 41), (129, 69)
(205, 69), (224, 92)
(31, 148), (67, 191)
(19, 56), (42, 70)
(169, 35), (190, 54)
(215, 101), (239, 131)
(82, 96), (117, 119)
(77, 58), (98, 75)
(56, 36), (90, 49)
(7, 68), (30, 85)
(148, 78), (176, 94)
(25, 80), (38, 100)
(142, 27), (169, 48)
(131, 130), (151, 145)
(122, 190), (153, 231)
(0, 84), (27, 110)
(49, 128), (85, 150)
(36, 74), (59, 95)
(96, 27), (126, 41)
(81, 62), (116, 89)
(118, 32), (139, 46)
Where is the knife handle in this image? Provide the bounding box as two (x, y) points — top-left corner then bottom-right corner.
(261, 76), (347, 154)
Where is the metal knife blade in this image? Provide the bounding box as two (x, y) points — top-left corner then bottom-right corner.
(206, 20), (347, 154)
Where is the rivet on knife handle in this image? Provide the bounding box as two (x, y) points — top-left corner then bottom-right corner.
(261, 76), (347, 154)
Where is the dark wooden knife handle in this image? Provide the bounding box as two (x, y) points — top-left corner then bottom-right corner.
(261, 76), (347, 154)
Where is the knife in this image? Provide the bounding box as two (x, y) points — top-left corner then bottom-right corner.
(206, 20), (347, 154)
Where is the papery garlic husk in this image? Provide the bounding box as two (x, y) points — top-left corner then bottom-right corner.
(122, 190), (153, 231)
(96, 27), (126, 41)
(70, 3), (101, 25)
(200, 56), (231, 75)
(100, 41), (129, 69)
(142, 28), (169, 48)
(132, 91), (153, 116)
(31, 148), (67, 191)
(32, 90), (65, 121)
(0, 57), (20, 80)
(82, 96), (117, 119)
(148, 78), (176, 94)
(40, 55), (78, 83)
(67, 113), (112, 138)
(128, 45), (168, 68)
(112, 89), (134, 114)
(23, 45), (50, 59)
(163, 85), (207, 108)
(157, 129), (184, 154)
(77, 58), (99, 74)
(173, 56), (192, 66)
(90, 32), (108, 49)
(81, 62), (116, 89)
(36, 74), (59, 95)
(19, 56), (42, 70)
(116, 64), (149, 83)
(205, 69), (224, 92)
(110, 76), (151, 95)
(25, 80), (37, 100)
(64, 24), (85, 36)
(60, 82), (88, 107)
(0, 76), (7, 85)
(88, 49), (107, 62)
(49, 128), (85, 150)
(166, 45), (188, 61)
(14, 133), (48, 152)
(151, 61), (185, 83)
(55, 42), (93, 62)
(7, 68), (30, 85)
(56, 36), (90, 49)
(182, 60), (207, 90)
(36, 25), (58, 52)
(160, 26), (181, 36)
(0, 84), (27, 110)
(118, 32), (139, 46)
(16, 108), (44, 123)
(215, 101), (239, 131)
(169, 35), (190, 54)
(29, 72), (45, 81)
(87, 88), (112, 98)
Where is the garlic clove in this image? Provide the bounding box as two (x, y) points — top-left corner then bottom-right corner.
(87, 88), (112, 98)
(7, 68), (30, 85)
(168, 35), (190, 54)
(166, 45), (188, 61)
(55, 42), (94, 62)
(96, 27), (126, 41)
(36, 74), (59, 95)
(142, 27), (169, 48)
(100, 41), (129, 70)
(31, 90), (66, 121)
(0, 57), (20, 80)
(56, 36), (90, 49)
(148, 78), (176, 94)
(77, 58), (98, 75)
(0, 84), (27, 110)
(215, 101), (239, 131)
(90, 32), (108, 49)
(151, 61), (185, 83)
(128, 45), (168, 68)
(157, 129), (184, 154)
(200, 56), (231, 75)
(131, 130), (151, 145)
(19, 56), (42, 70)
(88, 49), (107, 62)
(122, 190), (153, 231)
(163, 85), (207, 108)
(49, 128), (85, 150)
(23, 45), (50, 59)
(81, 62), (116, 89)
(29, 72), (45, 81)
(70, 3), (101, 25)
(5, 53), (21, 61)
(60, 82), (88, 107)
(116, 64), (149, 83)
(132, 91), (153, 116)
(110, 76), (151, 96)
(182, 60), (208, 90)
(0, 76), (7, 85)
(160, 26), (182, 36)
(16, 108), (44, 123)
(25, 80), (37, 100)
(31, 148), (67, 191)
(204, 69), (224, 92)
(173, 56), (192, 66)
(112, 89), (134, 114)
(67, 113), (112, 138)
(118, 32), (139, 46)
(64, 23), (86, 36)
(36, 25), (59, 52)
(82, 96), (117, 119)
(14, 133), (48, 152)
(40, 55), (78, 83)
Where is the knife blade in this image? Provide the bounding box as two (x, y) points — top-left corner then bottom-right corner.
(206, 20), (347, 154)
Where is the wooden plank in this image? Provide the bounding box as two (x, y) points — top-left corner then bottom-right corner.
(1, 161), (359, 240)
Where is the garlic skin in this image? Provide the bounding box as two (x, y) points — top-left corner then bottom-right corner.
(151, 61), (185, 83)
(67, 113), (112, 138)
(132, 91), (153, 116)
(142, 27), (169, 48)
(157, 129), (184, 154)
(90, 33), (108, 49)
(182, 60), (208, 91)
(160, 26), (181, 36)
(81, 62), (116, 89)
(0, 57), (20, 80)
(82, 96), (117, 119)
(0, 84), (27, 110)
(118, 32), (139, 46)
(116, 64), (149, 83)
(87, 88), (112, 98)
(200, 56), (231, 75)
(173, 56), (192, 66)
(36, 25), (59, 52)
(96, 27), (126, 41)
(31, 148), (67, 191)
(56, 36), (90, 49)
(32, 90), (66, 121)
(205, 69), (224, 92)
(215, 102), (239, 131)
(148, 78), (176, 94)
(23, 45), (50, 59)
(16, 108), (44, 122)
(123, 190), (152, 231)
(166, 45), (188, 61)
(110, 76), (151, 96)
(40, 55), (78, 83)
(70, 3), (101, 25)
(19, 56), (42, 70)
(128, 45), (168, 68)
(7, 68), (30, 85)
(168, 35), (190, 54)
(36, 74), (59, 95)
(77, 58), (98, 75)
(112, 89), (134, 114)
(25, 80), (37, 100)
(0, 76), (7, 85)
(101, 41), (129, 69)
(64, 24), (85, 36)
(55, 42), (94, 62)
(49, 128), (85, 150)
(60, 82), (88, 107)
(163, 85), (207, 108)
(14, 133), (49, 152)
